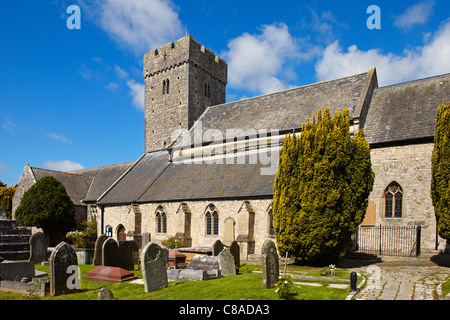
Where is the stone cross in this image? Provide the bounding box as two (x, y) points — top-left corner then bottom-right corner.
(49, 241), (79, 296)
(141, 242), (168, 293)
(261, 239), (279, 289)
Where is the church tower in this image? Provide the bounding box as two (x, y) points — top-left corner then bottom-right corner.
(143, 35), (227, 152)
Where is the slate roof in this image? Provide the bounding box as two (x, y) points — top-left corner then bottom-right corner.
(173, 72), (368, 148)
(364, 73), (450, 145)
(69, 162), (134, 202)
(98, 151), (171, 205)
(31, 168), (92, 206)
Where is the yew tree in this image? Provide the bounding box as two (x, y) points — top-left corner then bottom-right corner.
(431, 101), (450, 241)
(272, 108), (374, 264)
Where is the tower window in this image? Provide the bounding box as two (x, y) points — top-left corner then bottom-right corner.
(162, 79), (169, 95)
(205, 83), (211, 98)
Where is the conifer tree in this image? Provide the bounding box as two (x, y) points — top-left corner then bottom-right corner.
(431, 101), (450, 241)
(273, 108), (374, 263)
(15, 176), (76, 245)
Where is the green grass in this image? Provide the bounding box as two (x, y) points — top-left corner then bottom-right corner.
(0, 263), (354, 300)
(442, 277), (450, 298)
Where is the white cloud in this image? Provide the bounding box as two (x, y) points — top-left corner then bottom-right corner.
(127, 80), (145, 110)
(0, 162), (9, 175)
(315, 20), (450, 86)
(0, 113), (17, 134)
(113, 65), (129, 79)
(81, 0), (184, 54)
(47, 133), (73, 144)
(224, 23), (304, 95)
(394, 1), (435, 29)
(42, 160), (84, 172)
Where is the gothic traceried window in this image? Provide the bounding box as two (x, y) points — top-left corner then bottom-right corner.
(205, 204), (219, 235)
(384, 182), (403, 218)
(156, 206), (167, 233)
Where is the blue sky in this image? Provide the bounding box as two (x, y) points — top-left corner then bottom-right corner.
(1, 0), (449, 186)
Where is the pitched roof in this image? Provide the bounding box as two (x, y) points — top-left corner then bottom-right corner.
(30, 168), (92, 206)
(173, 72), (369, 148)
(136, 152), (276, 203)
(364, 73), (450, 145)
(68, 162), (134, 202)
(98, 151), (171, 205)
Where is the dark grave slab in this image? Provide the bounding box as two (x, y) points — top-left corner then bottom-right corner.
(83, 266), (137, 283)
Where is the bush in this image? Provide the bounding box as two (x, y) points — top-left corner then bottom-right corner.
(274, 274), (300, 300)
(162, 235), (185, 249)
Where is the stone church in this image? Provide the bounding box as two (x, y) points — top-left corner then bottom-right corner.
(12, 35), (449, 256)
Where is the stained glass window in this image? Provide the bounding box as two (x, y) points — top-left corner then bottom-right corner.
(384, 182), (403, 218)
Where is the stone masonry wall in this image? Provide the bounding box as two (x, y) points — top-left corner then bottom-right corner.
(369, 143), (446, 251)
(102, 199), (273, 259)
(143, 35), (227, 153)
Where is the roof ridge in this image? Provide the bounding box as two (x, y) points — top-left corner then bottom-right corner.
(208, 71), (368, 110)
(378, 72), (450, 90)
(31, 166), (92, 179)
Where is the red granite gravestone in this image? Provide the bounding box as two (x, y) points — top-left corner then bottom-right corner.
(83, 266), (137, 283)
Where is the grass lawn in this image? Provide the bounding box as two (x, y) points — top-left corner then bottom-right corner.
(0, 263), (356, 300)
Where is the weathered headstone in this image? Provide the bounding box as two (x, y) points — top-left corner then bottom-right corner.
(141, 242), (168, 292)
(49, 242), (79, 296)
(229, 241), (240, 273)
(261, 239), (279, 289)
(350, 272), (358, 292)
(218, 249), (236, 277)
(186, 254), (220, 271)
(29, 232), (48, 263)
(212, 239), (225, 256)
(93, 234), (108, 266)
(102, 238), (118, 267)
(119, 240), (138, 270)
(98, 287), (115, 300)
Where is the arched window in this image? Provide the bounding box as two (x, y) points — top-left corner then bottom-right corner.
(156, 206), (167, 233)
(105, 225), (112, 237)
(384, 182), (403, 218)
(268, 209), (275, 236)
(205, 204), (219, 235)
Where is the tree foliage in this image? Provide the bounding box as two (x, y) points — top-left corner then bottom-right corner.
(272, 108), (374, 264)
(431, 101), (450, 241)
(0, 186), (16, 219)
(15, 176), (76, 242)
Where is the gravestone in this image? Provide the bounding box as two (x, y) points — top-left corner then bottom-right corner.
(218, 249), (236, 277)
(102, 238), (118, 267)
(212, 239), (225, 256)
(141, 242), (168, 292)
(118, 241), (138, 270)
(186, 254), (219, 271)
(93, 234), (108, 266)
(29, 232), (48, 263)
(229, 241), (240, 273)
(98, 287), (115, 300)
(261, 239), (279, 289)
(49, 242), (78, 296)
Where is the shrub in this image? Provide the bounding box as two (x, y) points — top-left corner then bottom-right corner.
(274, 274), (300, 300)
(162, 235), (185, 249)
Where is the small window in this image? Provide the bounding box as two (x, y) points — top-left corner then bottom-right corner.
(105, 225), (113, 237)
(384, 182), (403, 218)
(268, 209), (275, 236)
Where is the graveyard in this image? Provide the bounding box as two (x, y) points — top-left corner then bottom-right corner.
(0, 234), (362, 300)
